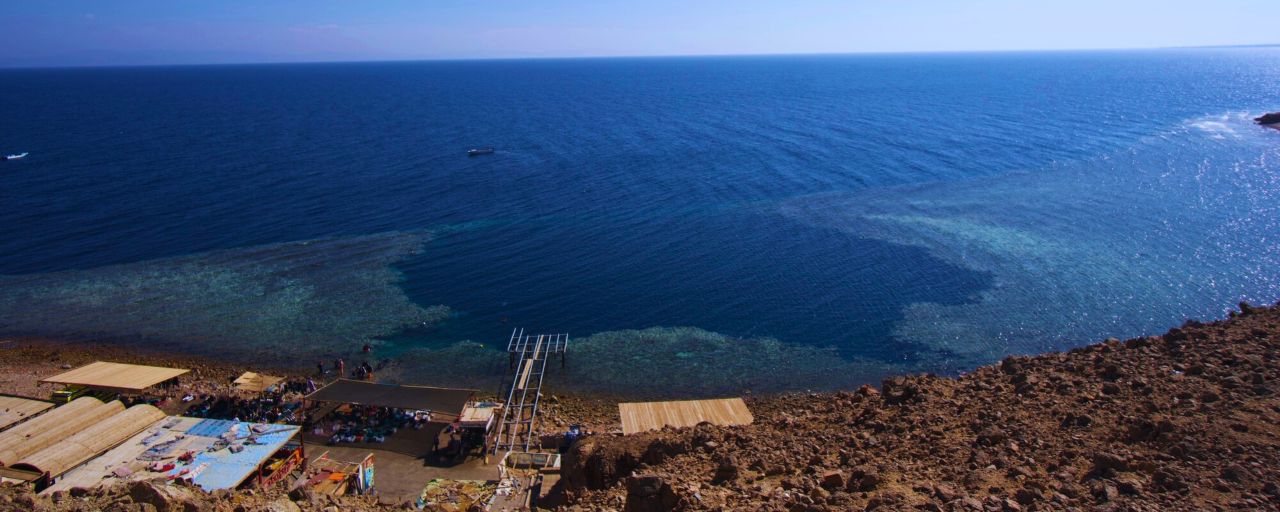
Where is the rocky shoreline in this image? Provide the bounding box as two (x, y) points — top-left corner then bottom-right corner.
(0, 336), (624, 436)
(2, 302), (1279, 510)
(559, 302), (1280, 511)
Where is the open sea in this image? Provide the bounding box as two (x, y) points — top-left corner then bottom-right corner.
(2, 48), (1279, 396)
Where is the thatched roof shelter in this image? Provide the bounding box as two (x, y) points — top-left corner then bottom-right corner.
(0, 397), (124, 465)
(12, 404), (165, 478)
(40, 361), (189, 393)
(233, 372), (284, 393)
(0, 395), (54, 432)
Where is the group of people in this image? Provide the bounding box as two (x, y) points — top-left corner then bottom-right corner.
(184, 380), (306, 424)
(315, 358), (377, 381)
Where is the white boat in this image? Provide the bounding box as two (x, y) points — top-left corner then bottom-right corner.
(3, 152), (28, 160)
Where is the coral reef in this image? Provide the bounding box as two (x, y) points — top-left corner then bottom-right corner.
(0, 232), (448, 363)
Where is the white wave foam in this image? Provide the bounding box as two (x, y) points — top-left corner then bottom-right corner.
(1189, 117), (1235, 140)
(1185, 112), (1259, 140)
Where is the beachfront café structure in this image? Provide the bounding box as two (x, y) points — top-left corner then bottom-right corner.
(0, 395), (305, 492)
(302, 379), (478, 457)
(0, 361), (307, 493)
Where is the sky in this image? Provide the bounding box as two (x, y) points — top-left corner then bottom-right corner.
(1, 1), (1277, 68)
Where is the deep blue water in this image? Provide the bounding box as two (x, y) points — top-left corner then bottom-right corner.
(2, 49), (1279, 391)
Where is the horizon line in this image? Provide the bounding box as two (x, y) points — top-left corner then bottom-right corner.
(2, 42), (1278, 72)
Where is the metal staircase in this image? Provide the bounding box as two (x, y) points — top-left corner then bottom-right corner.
(492, 329), (569, 455)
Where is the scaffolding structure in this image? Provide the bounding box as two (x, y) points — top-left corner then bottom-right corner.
(492, 329), (569, 455)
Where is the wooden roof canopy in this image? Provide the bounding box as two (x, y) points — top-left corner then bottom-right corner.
(11, 404), (165, 478)
(0, 395), (54, 432)
(618, 397), (754, 435)
(39, 361), (190, 392)
(0, 397), (124, 466)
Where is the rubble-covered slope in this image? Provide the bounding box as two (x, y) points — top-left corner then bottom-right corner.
(561, 303), (1280, 511)
(0, 480), (396, 512)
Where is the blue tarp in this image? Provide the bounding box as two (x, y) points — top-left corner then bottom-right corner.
(167, 419), (300, 491)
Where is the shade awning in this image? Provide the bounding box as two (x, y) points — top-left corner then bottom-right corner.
(0, 397), (122, 466)
(619, 397), (754, 435)
(39, 361), (190, 392)
(304, 379), (475, 417)
(233, 372), (284, 393)
(12, 404), (166, 478)
(178, 419), (301, 491)
(0, 395), (55, 432)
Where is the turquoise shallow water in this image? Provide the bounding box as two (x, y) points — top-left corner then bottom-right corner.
(0, 49), (1278, 395)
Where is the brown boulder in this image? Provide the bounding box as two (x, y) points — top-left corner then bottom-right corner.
(882, 376), (920, 404)
(1114, 474), (1145, 496)
(1092, 482), (1119, 503)
(975, 426), (1007, 446)
(1221, 463), (1251, 482)
(624, 475), (680, 512)
(127, 481), (171, 511)
(262, 498), (301, 512)
(1009, 488), (1035, 505)
(846, 466), (882, 491)
(711, 455), (741, 484)
(819, 470), (844, 490)
(1091, 452), (1129, 474)
(934, 483), (960, 501)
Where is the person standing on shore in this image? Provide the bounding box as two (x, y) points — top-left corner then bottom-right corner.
(335, 358), (345, 378)
(316, 361), (325, 376)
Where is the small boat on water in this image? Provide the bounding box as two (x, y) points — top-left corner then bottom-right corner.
(467, 147), (494, 157)
(3, 152), (28, 161)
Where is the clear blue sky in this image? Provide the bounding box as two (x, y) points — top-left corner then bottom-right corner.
(2, 0), (1276, 67)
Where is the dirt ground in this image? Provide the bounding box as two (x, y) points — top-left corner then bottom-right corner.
(308, 444), (500, 504)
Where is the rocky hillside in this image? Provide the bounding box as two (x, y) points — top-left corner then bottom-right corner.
(0, 480), (395, 512)
(559, 302), (1280, 511)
